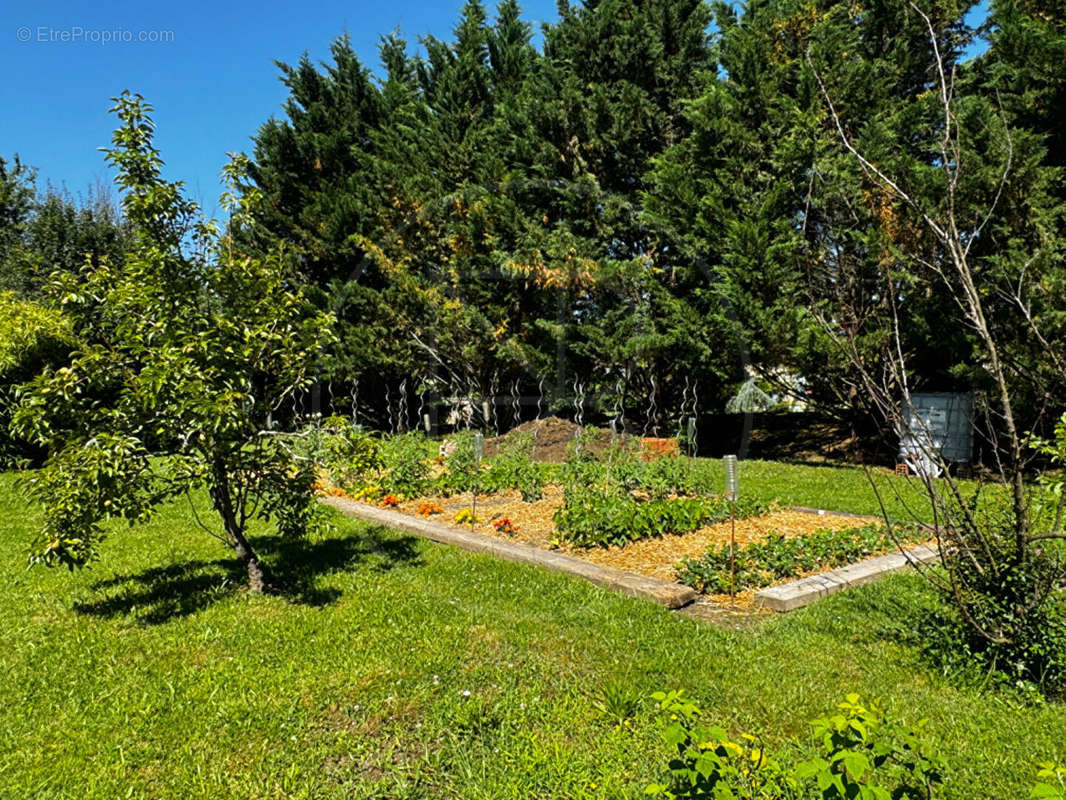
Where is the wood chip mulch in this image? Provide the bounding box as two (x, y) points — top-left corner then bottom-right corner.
(390, 488), (877, 606)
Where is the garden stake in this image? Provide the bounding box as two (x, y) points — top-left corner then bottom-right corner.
(471, 432), (483, 529)
(724, 455), (738, 604)
(730, 503), (736, 603)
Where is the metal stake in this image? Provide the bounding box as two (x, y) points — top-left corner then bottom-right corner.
(730, 503), (736, 603)
(724, 454), (739, 604)
(471, 433), (483, 529)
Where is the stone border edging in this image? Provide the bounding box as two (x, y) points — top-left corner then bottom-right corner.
(753, 544), (940, 611)
(321, 496), (699, 609)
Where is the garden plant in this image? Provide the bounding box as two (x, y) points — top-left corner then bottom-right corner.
(12, 94), (334, 591)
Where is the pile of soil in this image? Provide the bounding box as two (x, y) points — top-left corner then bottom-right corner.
(483, 416), (623, 462)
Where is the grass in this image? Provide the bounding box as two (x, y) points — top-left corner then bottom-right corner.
(1, 467), (1062, 799)
(716, 458), (963, 520)
(540, 456), (977, 522)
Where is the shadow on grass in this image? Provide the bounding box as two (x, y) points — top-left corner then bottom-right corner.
(74, 525), (422, 625)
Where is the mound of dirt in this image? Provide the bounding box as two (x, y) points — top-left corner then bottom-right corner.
(484, 416), (620, 462)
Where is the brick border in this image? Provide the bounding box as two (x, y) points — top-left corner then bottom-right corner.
(321, 496), (698, 609)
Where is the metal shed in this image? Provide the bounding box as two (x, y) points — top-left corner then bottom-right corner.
(899, 392), (974, 464)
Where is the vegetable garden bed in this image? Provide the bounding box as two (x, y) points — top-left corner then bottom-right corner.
(311, 420), (931, 609)
(322, 484), (928, 608)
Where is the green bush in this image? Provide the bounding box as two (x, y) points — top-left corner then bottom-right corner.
(303, 415), (384, 492)
(379, 431), (433, 499)
(915, 576), (1066, 700)
(646, 690), (944, 799)
(676, 523), (924, 594)
(917, 417), (1066, 698)
(485, 432), (544, 501)
(0, 292), (74, 466)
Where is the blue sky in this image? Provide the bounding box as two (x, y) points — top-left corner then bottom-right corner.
(3, 0), (988, 217)
(1, 0), (561, 216)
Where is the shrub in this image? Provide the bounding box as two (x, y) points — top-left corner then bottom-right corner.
(307, 422), (439, 503)
(915, 581), (1066, 699)
(646, 691), (944, 799)
(0, 292), (74, 466)
(904, 435), (1066, 699)
(304, 415), (383, 492)
(797, 693), (944, 798)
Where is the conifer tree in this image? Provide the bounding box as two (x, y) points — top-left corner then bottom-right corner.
(248, 36), (385, 286)
(647, 0), (992, 421)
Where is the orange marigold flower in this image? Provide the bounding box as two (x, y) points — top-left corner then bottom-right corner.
(492, 517), (518, 535)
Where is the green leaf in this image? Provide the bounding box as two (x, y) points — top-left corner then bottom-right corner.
(1031, 783), (1065, 800)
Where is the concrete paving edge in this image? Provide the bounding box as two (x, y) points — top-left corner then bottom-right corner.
(754, 544), (940, 611)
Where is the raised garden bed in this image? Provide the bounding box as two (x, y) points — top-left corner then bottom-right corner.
(311, 419), (932, 612)
(321, 484), (929, 610)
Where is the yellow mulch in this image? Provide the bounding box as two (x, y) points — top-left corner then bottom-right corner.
(388, 488), (876, 601)
(568, 509), (866, 581)
(393, 485), (565, 544)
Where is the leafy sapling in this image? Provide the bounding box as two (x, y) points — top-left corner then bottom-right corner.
(13, 93), (335, 591)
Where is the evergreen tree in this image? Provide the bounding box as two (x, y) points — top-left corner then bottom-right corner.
(647, 0), (992, 425)
(970, 0), (1066, 424)
(0, 158), (131, 299)
(489, 0), (537, 97)
(238, 0), (1064, 435)
(498, 0), (724, 422)
(248, 36), (385, 287)
(27, 185), (130, 291)
(0, 156), (37, 296)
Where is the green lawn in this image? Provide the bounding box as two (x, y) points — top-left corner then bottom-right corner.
(696, 458), (937, 517)
(0, 468), (1061, 799)
(567, 456), (979, 522)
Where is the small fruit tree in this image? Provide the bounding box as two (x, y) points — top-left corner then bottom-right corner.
(13, 92), (335, 591)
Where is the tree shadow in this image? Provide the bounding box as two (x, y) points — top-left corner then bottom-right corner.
(73, 525), (422, 625)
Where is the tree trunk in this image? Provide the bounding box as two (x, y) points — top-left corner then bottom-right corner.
(209, 462), (273, 593)
(230, 528), (272, 593)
